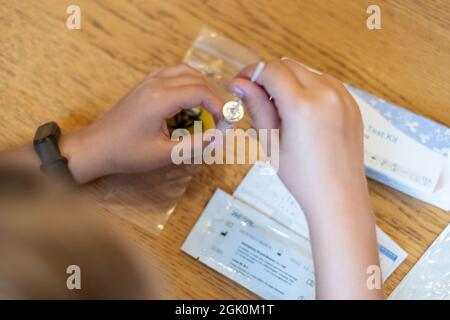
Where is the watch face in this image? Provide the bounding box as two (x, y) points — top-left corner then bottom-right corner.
(33, 122), (63, 164)
(34, 122), (60, 143)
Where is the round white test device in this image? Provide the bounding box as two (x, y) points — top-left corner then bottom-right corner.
(222, 100), (244, 123)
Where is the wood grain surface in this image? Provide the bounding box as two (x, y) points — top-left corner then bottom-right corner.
(1, 0), (449, 299)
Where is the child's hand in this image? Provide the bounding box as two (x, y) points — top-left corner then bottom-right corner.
(61, 64), (223, 184)
(229, 59), (382, 299)
(229, 59), (366, 216)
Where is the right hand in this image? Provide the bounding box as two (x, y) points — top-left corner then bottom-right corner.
(229, 59), (382, 299)
(229, 59), (368, 220)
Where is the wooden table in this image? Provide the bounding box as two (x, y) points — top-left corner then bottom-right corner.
(1, 0), (449, 299)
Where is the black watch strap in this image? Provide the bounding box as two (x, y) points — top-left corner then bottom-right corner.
(33, 122), (76, 185)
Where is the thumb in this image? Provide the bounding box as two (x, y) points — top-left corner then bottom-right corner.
(228, 78), (280, 130)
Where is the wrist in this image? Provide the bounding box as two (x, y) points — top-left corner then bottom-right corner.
(302, 180), (373, 226)
(59, 128), (107, 184)
(285, 169), (372, 224)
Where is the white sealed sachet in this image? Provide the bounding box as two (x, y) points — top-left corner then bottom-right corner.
(234, 161), (310, 239)
(375, 228), (408, 281)
(182, 184), (408, 299)
(182, 189), (316, 300)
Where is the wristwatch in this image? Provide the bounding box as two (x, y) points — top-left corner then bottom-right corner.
(33, 122), (76, 185)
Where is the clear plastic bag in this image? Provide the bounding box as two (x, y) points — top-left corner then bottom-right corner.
(89, 164), (197, 235)
(183, 28), (259, 98)
(389, 223), (450, 300)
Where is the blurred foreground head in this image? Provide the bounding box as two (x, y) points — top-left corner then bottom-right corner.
(0, 167), (155, 299)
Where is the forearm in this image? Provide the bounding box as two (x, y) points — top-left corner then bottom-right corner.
(0, 144), (40, 171)
(295, 176), (383, 299)
(0, 128), (105, 185)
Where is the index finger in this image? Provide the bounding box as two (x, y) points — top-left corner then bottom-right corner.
(236, 60), (304, 107)
(159, 84), (224, 121)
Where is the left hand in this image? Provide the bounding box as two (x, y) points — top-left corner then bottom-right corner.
(61, 64), (224, 184)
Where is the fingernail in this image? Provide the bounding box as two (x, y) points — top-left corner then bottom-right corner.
(229, 86), (245, 99)
(216, 119), (234, 134)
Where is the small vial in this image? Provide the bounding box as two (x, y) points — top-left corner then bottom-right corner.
(223, 100), (244, 123)
(222, 61), (265, 124)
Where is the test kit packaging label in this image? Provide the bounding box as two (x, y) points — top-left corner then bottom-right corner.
(347, 86), (450, 211)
